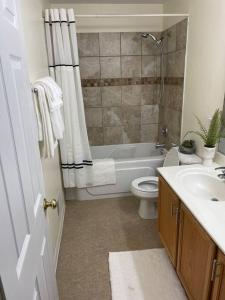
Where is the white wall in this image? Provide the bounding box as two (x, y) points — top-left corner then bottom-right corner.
(19, 0), (65, 270)
(51, 3), (164, 32)
(164, 0), (225, 161)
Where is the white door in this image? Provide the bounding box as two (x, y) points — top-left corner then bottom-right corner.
(0, 0), (59, 299)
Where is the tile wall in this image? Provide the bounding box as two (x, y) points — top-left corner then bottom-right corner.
(158, 19), (187, 148)
(78, 31), (161, 145)
(78, 19), (187, 146)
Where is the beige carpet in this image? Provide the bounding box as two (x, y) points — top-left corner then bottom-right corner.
(109, 249), (187, 300)
(57, 197), (162, 300)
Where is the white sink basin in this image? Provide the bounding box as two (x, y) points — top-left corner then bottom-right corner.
(176, 168), (225, 201)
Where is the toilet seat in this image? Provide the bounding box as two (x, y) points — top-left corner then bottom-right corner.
(131, 176), (158, 199)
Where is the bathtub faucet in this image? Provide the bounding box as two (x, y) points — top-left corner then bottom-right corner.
(155, 143), (165, 149)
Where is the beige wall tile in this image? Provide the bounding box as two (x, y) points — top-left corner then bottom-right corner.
(122, 85), (142, 105)
(142, 56), (156, 77)
(83, 87), (101, 107)
(77, 33), (99, 57)
(101, 86), (122, 107)
(121, 56), (141, 78)
(176, 19), (188, 51)
(122, 124), (141, 143)
(122, 105), (141, 125)
(141, 85), (155, 105)
(104, 127), (123, 145)
(103, 107), (123, 126)
(80, 57), (100, 79)
(141, 105), (159, 124)
(100, 56), (121, 78)
(99, 32), (120, 56)
(167, 49), (185, 77)
(87, 127), (104, 145)
(121, 32), (141, 55)
(85, 108), (102, 127)
(141, 124), (158, 142)
(167, 25), (177, 53)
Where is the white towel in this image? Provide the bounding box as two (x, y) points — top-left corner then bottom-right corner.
(90, 159), (116, 186)
(35, 77), (64, 140)
(178, 151), (202, 165)
(33, 85), (57, 158)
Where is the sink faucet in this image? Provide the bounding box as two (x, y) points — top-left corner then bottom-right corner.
(215, 167), (225, 179)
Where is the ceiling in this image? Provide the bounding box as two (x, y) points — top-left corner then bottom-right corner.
(51, 0), (165, 3)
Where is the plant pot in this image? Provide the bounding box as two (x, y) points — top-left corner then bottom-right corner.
(202, 146), (216, 166)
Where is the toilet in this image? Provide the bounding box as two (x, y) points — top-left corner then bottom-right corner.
(131, 147), (179, 219)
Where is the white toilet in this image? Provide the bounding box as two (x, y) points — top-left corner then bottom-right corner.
(131, 148), (179, 219)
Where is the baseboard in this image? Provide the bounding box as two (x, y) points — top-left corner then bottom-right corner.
(54, 196), (65, 273)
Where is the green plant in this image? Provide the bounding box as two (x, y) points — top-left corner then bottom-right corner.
(184, 109), (224, 148)
(181, 140), (195, 148)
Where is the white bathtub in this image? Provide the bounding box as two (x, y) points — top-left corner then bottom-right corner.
(65, 143), (165, 200)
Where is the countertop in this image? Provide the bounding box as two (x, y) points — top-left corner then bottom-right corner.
(157, 164), (225, 255)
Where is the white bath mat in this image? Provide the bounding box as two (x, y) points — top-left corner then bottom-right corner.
(109, 248), (187, 300)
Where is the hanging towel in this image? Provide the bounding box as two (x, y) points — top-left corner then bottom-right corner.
(35, 77), (64, 140)
(91, 159), (116, 186)
(33, 85), (57, 158)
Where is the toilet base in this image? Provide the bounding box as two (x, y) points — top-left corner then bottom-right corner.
(138, 198), (157, 219)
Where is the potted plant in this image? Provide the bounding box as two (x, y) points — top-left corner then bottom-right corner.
(185, 109), (223, 166)
(179, 140), (196, 154)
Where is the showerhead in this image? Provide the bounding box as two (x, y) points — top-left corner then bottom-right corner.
(141, 33), (164, 49)
(141, 33), (150, 39)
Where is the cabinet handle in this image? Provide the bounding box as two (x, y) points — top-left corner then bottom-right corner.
(175, 207), (179, 225)
(170, 204), (179, 224)
(211, 259), (223, 281)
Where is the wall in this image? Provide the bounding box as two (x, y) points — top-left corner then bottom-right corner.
(19, 0), (65, 270)
(164, 0), (225, 160)
(51, 4), (164, 32)
(158, 19), (187, 148)
(78, 31), (161, 145)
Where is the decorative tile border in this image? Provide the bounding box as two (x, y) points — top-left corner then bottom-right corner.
(81, 77), (183, 87)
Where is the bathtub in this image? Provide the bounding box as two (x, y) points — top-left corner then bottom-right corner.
(65, 143), (165, 201)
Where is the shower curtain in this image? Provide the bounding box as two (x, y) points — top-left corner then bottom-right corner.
(44, 8), (93, 188)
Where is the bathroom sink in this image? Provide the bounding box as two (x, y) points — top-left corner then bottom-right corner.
(176, 168), (225, 201)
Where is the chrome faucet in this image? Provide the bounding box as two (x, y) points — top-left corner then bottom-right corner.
(155, 143), (165, 149)
(215, 167), (225, 179)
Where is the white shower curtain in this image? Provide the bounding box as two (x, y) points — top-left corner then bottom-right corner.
(44, 8), (93, 188)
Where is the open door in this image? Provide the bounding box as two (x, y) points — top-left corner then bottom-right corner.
(0, 0), (58, 299)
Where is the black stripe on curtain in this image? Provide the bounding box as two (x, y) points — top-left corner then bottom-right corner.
(49, 64), (79, 67)
(45, 21), (76, 24)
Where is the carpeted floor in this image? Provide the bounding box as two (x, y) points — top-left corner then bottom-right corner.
(57, 197), (162, 300)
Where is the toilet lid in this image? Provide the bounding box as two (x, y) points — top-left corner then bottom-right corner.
(132, 176), (158, 193)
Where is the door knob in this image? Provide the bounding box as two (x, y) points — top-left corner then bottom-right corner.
(43, 198), (57, 210)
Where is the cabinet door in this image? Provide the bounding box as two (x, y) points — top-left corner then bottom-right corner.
(211, 250), (225, 300)
(158, 176), (180, 266)
(177, 204), (216, 300)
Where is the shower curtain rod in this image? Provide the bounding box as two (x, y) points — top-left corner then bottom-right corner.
(74, 14), (189, 18)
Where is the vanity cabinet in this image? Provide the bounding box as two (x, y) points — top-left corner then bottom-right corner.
(211, 250), (225, 300)
(177, 204), (216, 300)
(158, 176), (180, 266)
(158, 175), (225, 300)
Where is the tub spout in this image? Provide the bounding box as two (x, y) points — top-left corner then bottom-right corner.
(155, 143), (165, 149)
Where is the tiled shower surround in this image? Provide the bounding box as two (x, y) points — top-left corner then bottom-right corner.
(158, 19), (187, 148)
(78, 19), (187, 146)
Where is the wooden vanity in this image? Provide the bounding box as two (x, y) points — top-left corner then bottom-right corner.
(158, 176), (225, 300)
